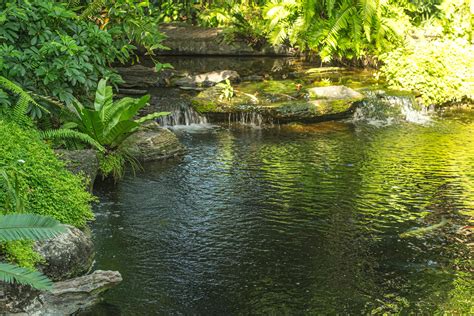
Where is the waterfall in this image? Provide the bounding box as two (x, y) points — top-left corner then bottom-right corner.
(351, 90), (431, 126)
(158, 104), (208, 127)
(227, 111), (268, 127)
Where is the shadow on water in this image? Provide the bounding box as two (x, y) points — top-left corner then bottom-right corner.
(88, 110), (474, 314)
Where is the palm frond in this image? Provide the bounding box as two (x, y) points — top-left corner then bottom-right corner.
(0, 262), (53, 290)
(0, 214), (65, 242)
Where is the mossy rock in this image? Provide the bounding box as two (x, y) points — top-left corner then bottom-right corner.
(191, 83), (363, 123)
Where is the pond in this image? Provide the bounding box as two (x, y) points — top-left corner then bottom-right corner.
(89, 110), (473, 314)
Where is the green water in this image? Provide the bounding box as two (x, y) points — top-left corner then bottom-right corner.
(88, 108), (473, 314)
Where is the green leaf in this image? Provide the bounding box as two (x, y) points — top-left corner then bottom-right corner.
(0, 262), (53, 291)
(0, 214), (66, 242)
(135, 111), (170, 124)
(94, 78), (113, 112)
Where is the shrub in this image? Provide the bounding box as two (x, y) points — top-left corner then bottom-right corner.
(0, 0), (131, 110)
(0, 121), (95, 227)
(381, 38), (474, 106)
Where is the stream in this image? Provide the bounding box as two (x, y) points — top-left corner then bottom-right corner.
(88, 58), (473, 314)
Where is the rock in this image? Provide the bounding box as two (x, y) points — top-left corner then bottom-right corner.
(171, 70), (240, 88)
(0, 270), (122, 315)
(118, 88), (148, 95)
(34, 225), (94, 282)
(123, 122), (186, 162)
(192, 84), (362, 124)
(269, 99), (359, 123)
(55, 149), (99, 190)
(242, 75), (264, 82)
(115, 65), (159, 88)
(158, 23), (296, 56)
(307, 85), (364, 100)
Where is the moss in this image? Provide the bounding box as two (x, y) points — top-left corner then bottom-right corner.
(2, 241), (44, 269)
(0, 120), (95, 266)
(191, 99), (222, 113)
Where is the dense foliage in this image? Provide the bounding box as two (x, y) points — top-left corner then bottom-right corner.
(381, 38), (474, 106)
(0, 121), (94, 227)
(76, 0), (169, 58)
(0, 120), (94, 266)
(0, 0), (128, 108)
(381, 0), (473, 105)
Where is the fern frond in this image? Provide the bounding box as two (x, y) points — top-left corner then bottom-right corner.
(67, 0), (81, 8)
(31, 93), (64, 110)
(40, 129), (105, 152)
(359, 0), (377, 41)
(323, 5), (357, 50)
(79, 0), (105, 20)
(0, 214), (65, 242)
(0, 76), (49, 124)
(0, 262), (53, 290)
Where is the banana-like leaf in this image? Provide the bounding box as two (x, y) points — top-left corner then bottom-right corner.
(94, 79), (113, 113)
(103, 120), (139, 147)
(135, 112), (171, 124)
(118, 95), (150, 122)
(0, 262), (53, 291)
(103, 97), (136, 127)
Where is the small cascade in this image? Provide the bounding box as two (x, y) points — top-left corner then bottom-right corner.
(158, 104), (208, 127)
(351, 90), (431, 126)
(227, 111), (268, 127)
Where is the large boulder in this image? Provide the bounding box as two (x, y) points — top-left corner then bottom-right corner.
(55, 149), (99, 190)
(0, 270), (122, 315)
(123, 122), (186, 162)
(34, 225), (94, 281)
(192, 84), (363, 124)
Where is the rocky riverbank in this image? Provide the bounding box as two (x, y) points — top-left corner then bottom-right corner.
(0, 125), (186, 315)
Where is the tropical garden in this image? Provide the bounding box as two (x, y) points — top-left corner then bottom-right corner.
(0, 0), (472, 314)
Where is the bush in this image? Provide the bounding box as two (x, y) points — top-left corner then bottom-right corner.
(0, 121), (95, 227)
(381, 38), (474, 106)
(0, 0), (131, 110)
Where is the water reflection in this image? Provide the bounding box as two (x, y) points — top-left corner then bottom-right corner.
(91, 112), (473, 314)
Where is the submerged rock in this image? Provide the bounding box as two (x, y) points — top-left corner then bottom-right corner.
(55, 149), (99, 190)
(307, 86), (364, 100)
(0, 270), (122, 315)
(124, 122), (186, 162)
(171, 70), (240, 88)
(34, 225), (94, 281)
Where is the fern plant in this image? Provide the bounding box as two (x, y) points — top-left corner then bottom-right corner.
(264, 0), (407, 63)
(44, 78), (170, 180)
(0, 77), (48, 124)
